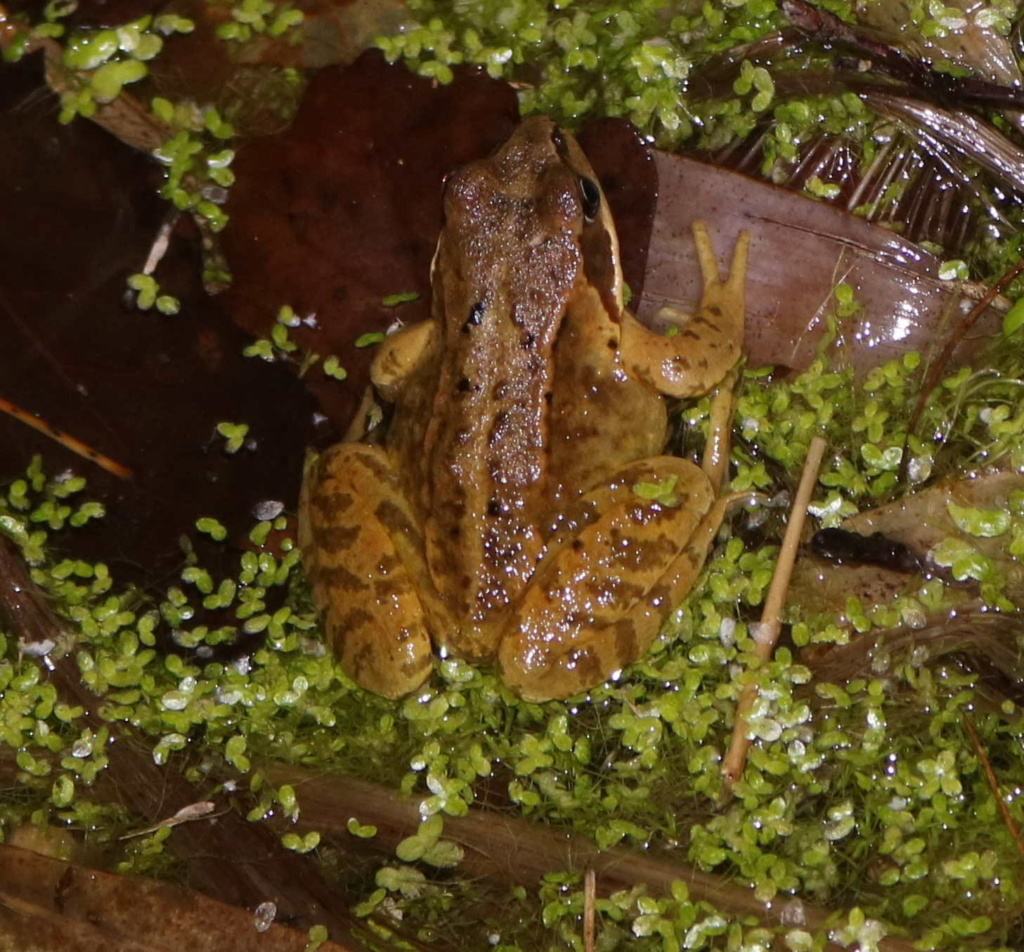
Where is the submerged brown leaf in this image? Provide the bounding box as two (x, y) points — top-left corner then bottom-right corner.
(639, 149), (1005, 376)
(790, 469), (1024, 699)
(845, 467), (1024, 566)
(803, 609), (1024, 710)
(0, 53), (316, 585)
(0, 845), (359, 952)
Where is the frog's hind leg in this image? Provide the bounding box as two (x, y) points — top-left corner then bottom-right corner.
(300, 443), (435, 699)
(498, 457), (730, 702)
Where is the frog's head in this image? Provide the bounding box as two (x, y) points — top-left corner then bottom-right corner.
(434, 116), (624, 322)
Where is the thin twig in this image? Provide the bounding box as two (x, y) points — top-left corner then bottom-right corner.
(722, 436), (827, 788)
(964, 715), (1024, 857)
(119, 800), (218, 840)
(0, 395), (133, 479)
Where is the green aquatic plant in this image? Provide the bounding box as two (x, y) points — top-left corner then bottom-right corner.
(2, 324), (1023, 948)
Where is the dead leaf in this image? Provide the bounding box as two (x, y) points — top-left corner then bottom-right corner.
(0, 845), (360, 952)
(639, 149), (1004, 375)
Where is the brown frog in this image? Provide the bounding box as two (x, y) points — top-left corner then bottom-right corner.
(299, 117), (749, 702)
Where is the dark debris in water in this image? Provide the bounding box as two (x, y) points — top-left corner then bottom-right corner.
(0, 53), (314, 588)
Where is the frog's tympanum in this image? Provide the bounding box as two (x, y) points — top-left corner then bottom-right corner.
(300, 117), (749, 702)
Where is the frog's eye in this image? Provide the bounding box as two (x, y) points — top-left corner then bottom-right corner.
(578, 176), (601, 222)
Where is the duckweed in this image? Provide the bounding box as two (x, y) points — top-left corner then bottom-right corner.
(212, 0), (305, 44)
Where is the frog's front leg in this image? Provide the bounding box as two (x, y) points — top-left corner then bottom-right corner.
(299, 443), (436, 698)
(620, 222), (749, 399)
(497, 457), (732, 702)
(371, 318), (439, 399)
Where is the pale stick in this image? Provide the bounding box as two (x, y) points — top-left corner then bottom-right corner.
(722, 435), (827, 789)
(583, 867), (596, 952)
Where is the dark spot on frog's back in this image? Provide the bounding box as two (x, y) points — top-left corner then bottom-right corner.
(317, 563), (366, 594)
(312, 523), (360, 552)
(334, 607), (373, 637)
(376, 499), (418, 539)
(310, 486), (354, 522)
(486, 499), (502, 517)
(612, 619), (638, 667)
(463, 301), (485, 332)
(457, 377), (472, 392)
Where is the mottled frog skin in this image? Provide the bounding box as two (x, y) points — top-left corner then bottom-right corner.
(300, 117), (748, 702)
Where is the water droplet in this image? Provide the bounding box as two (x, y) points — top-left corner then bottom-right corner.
(253, 901), (277, 933)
